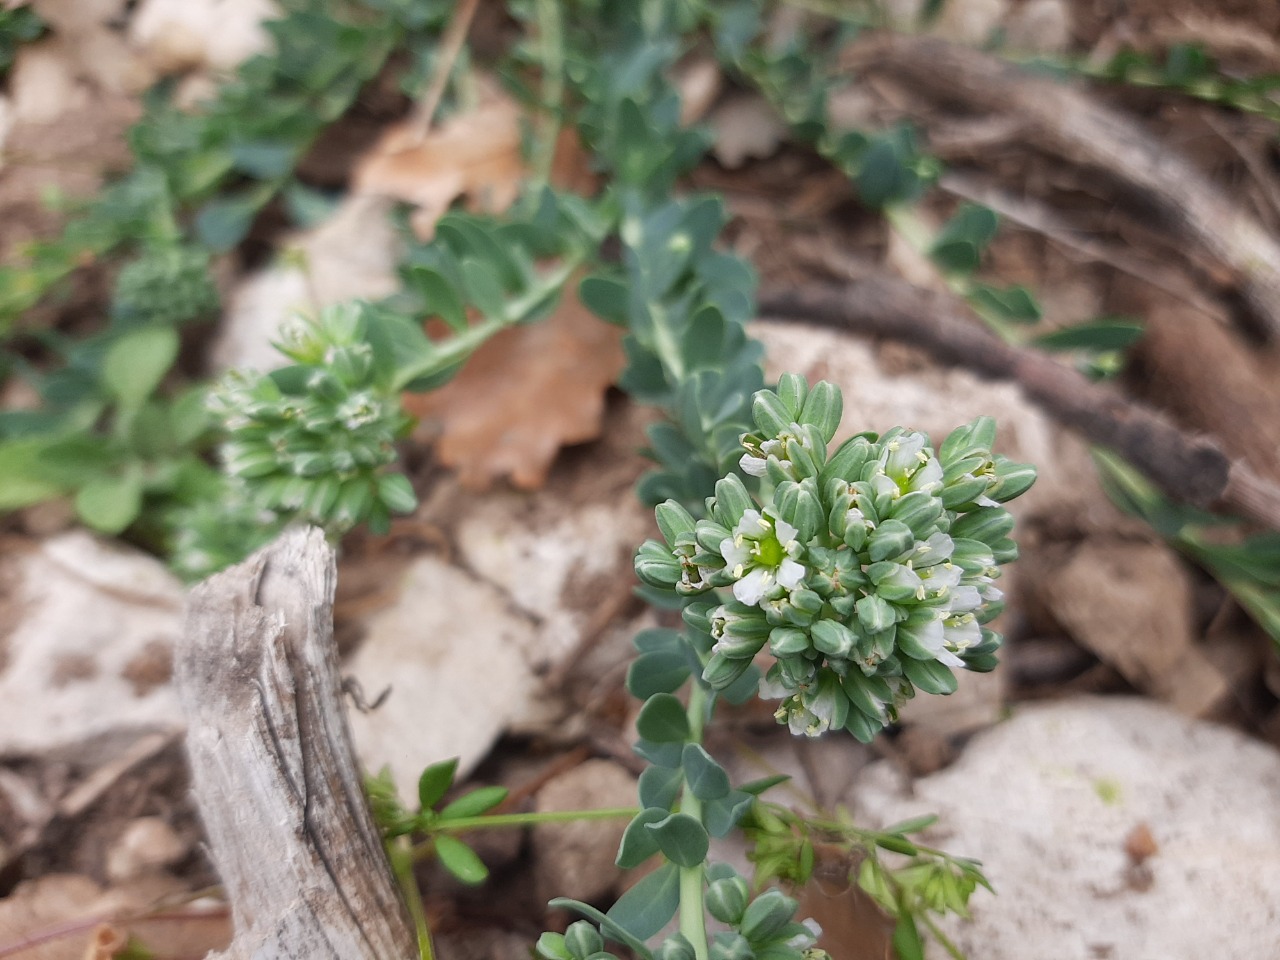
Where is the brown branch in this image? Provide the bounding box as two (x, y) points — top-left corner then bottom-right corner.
(179, 528), (416, 960)
(849, 33), (1280, 340)
(758, 278), (1280, 531)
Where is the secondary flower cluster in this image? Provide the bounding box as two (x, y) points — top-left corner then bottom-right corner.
(636, 375), (1035, 741)
(209, 302), (417, 534)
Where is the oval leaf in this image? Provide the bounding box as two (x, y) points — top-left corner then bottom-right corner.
(434, 834), (487, 885)
(604, 862), (680, 940)
(635, 693), (690, 744)
(417, 758), (458, 811)
(439, 785), (508, 820)
(644, 813), (709, 867)
(102, 327), (179, 411)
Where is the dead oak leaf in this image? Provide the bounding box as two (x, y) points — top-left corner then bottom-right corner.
(404, 280), (624, 491)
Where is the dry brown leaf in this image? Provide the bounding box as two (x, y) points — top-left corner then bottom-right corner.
(80, 924), (125, 960)
(351, 77), (593, 238)
(403, 280), (624, 491)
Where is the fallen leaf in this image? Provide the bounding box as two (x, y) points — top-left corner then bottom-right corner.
(709, 93), (787, 169)
(352, 75), (593, 238)
(403, 279), (624, 490)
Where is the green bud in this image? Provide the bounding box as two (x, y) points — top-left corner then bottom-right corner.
(821, 436), (873, 485)
(790, 588), (824, 615)
(706, 875), (750, 924)
(769, 627), (811, 657)
(710, 933), (753, 960)
(940, 417), (996, 464)
(712, 474), (755, 528)
(841, 672), (887, 720)
(988, 457), (1037, 502)
(867, 519), (915, 562)
(695, 519), (732, 553)
(739, 890), (798, 943)
(635, 540), (682, 588)
(715, 631), (768, 659)
(703, 653), (753, 689)
(798, 380), (842, 442)
(303, 476), (342, 520)
(334, 478), (374, 526)
(811, 619), (856, 658)
(305, 369), (347, 403)
(683, 602), (716, 634)
(857, 594), (897, 634)
(657, 935), (698, 960)
(753, 389), (795, 437)
(793, 481), (825, 543)
(564, 921), (604, 960)
(774, 373), (808, 418)
(784, 434), (821, 480)
(656, 500), (698, 546)
(950, 507), (1015, 545)
(535, 932), (572, 960)
(223, 446), (280, 479)
(990, 537), (1019, 564)
(941, 474), (990, 510)
(328, 344), (373, 387)
(888, 490), (944, 537)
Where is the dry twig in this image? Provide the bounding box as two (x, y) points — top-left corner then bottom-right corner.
(851, 34), (1280, 340)
(759, 278), (1280, 531)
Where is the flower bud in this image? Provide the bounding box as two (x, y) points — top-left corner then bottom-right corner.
(706, 875), (750, 924)
(564, 922), (604, 960)
(940, 417), (996, 464)
(811, 619), (855, 658)
(655, 499), (697, 546)
(987, 457), (1037, 502)
(774, 373), (808, 418)
(703, 652), (752, 689)
(656, 935), (697, 960)
(769, 627), (810, 657)
(821, 435), (873, 484)
(867, 519), (915, 563)
(739, 890), (798, 943)
(798, 380), (842, 442)
(888, 490), (944, 537)
(752, 389), (794, 437)
(950, 507), (1015, 546)
(856, 594), (897, 634)
(712, 474), (755, 528)
(635, 540), (682, 588)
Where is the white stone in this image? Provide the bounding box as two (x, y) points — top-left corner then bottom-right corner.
(854, 698), (1280, 960)
(344, 555), (544, 802)
(0, 533), (185, 756)
(130, 0), (279, 73)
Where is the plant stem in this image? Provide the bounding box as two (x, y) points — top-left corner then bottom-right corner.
(678, 682), (711, 960)
(532, 0), (565, 187)
(389, 837), (435, 960)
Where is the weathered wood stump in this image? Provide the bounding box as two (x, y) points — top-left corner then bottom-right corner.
(179, 527), (416, 959)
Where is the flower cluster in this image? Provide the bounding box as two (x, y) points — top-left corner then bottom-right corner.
(112, 243), (219, 327)
(209, 302), (417, 535)
(636, 375), (1035, 741)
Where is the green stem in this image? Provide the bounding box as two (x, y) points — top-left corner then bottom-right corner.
(390, 253), (584, 391)
(678, 682), (711, 960)
(389, 837), (435, 960)
(532, 0), (565, 187)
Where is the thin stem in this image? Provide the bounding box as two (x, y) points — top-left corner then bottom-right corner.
(405, 0), (481, 143)
(389, 837), (435, 960)
(532, 0), (565, 187)
(678, 682), (711, 960)
(919, 912), (967, 960)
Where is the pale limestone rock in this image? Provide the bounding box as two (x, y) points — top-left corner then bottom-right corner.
(0, 533), (184, 756)
(855, 698), (1280, 960)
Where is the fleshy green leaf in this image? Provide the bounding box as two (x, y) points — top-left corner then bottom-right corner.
(417, 758), (458, 811)
(75, 470), (143, 534)
(644, 813), (709, 867)
(635, 693), (690, 744)
(616, 807), (668, 869)
(439, 785), (508, 820)
(681, 743), (730, 801)
(434, 834), (488, 885)
(604, 862), (681, 940)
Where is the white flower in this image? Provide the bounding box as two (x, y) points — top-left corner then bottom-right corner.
(718, 511), (807, 608)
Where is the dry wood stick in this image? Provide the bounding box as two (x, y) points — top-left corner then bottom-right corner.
(758, 278), (1280, 531)
(850, 34), (1280, 340)
(180, 528), (416, 960)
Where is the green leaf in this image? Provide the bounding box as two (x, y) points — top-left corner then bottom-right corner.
(681, 743), (730, 801)
(875, 834), (919, 855)
(968, 283), (1042, 323)
(230, 140), (296, 178)
(580, 274), (630, 326)
(738, 774), (790, 797)
(75, 470), (143, 534)
(627, 650), (691, 699)
(644, 813), (708, 867)
(1033, 319), (1145, 352)
(883, 814), (938, 835)
(195, 190), (266, 251)
(635, 693), (690, 744)
(101, 327), (179, 411)
(901, 656), (958, 696)
(407, 266), (468, 333)
(702, 789), (753, 838)
(891, 914), (925, 960)
(604, 862), (681, 940)
(434, 834), (488, 885)
(616, 807), (668, 869)
(439, 785), (508, 820)
(638, 764), (683, 810)
(417, 758), (458, 811)
(930, 204), (999, 274)
(0, 437), (75, 508)
(460, 257), (507, 319)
